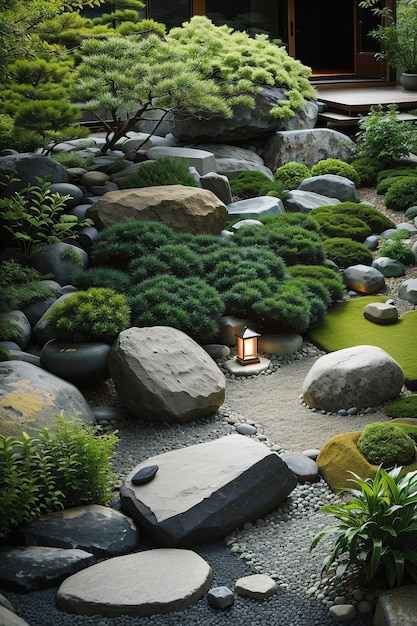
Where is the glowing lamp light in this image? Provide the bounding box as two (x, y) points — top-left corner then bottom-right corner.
(235, 326), (260, 365)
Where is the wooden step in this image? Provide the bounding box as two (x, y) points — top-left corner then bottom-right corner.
(318, 110), (417, 127)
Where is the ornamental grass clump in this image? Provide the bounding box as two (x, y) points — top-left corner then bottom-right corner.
(118, 158), (198, 189)
(45, 287), (131, 343)
(311, 466), (417, 588)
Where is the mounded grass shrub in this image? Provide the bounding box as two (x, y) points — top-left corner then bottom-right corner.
(310, 202), (395, 234)
(310, 158), (361, 187)
(91, 221), (177, 269)
(0, 415), (118, 541)
(273, 161), (311, 189)
(357, 422), (416, 468)
(310, 212), (371, 242)
(384, 177), (417, 211)
(379, 238), (415, 265)
(229, 170), (275, 199)
(386, 395), (417, 419)
(72, 267), (133, 294)
(118, 157), (198, 189)
(350, 156), (384, 186)
(323, 237), (374, 267)
(287, 264), (346, 302)
(128, 274), (224, 343)
(376, 174), (417, 195)
(129, 244), (204, 282)
(46, 287), (131, 343)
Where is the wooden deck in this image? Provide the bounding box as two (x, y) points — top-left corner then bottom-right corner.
(316, 86), (417, 127)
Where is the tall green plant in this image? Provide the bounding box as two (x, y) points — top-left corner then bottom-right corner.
(311, 466), (417, 588)
(0, 176), (83, 264)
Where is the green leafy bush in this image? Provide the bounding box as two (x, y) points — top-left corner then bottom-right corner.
(45, 288), (131, 343)
(350, 156), (384, 187)
(357, 422), (416, 467)
(376, 174), (417, 195)
(273, 161), (311, 190)
(118, 158), (198, 189)
(128, 275), (224, 344)
(0, 415), (118, 542)
(129, 244), (204, 282)
(229, 170), (275, 199)
(310, 212), (371, 242)
(91, 221), (177, 269)
(379, 237), (415, 265)
(376, 163), (417, 184)
(0, 176), (85, 264)
(386, 395), (417, 419)
(310, 202), (395, 234)
(72, 267), (133, 294)
(384, 177), (417, 211)
(287, 264), (346, 302)
(323, 237), (374, 267)
(311, 466), (417, 588)
(355, 104), (417, 165)
(310, 158), (361, 187)
(0, 113), (40, 152)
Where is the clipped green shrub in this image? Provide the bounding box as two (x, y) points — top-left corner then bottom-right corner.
(376, 163), (417, 184)
(229, 170), (275, 199)
(384, 177), (417, 211)
(52, 151), (95, 169)
(386, 395), (417, 419)
(45, 287), (131, 343)
(129, 244), (204, 282)
(311, 466), (417, 588)
(357, 422), (416, 468)
(310, 212), (371, 242)
(350, 156), (384, 186)
(287, 264), (346, 302)
(72, 267), (133, 294)
(376, 174), (417, 195)
(310, 202), (395, 234)
(118, 157), (198, 189)
(273, 161), (311, 190)
(310, 158), (361, 186)
(91, 221), (177, 269)
(323, 237), (374, 267)
(0, 415), (118, 542)
(379, 237), (415, 265)
(128, 275), (224, 343)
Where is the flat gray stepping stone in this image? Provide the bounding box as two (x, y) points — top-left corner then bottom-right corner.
(223, 357), (271, 376)
(0, 605), (31, 626)
(235, 574), (277, 599)
(0, 546), (95, 591)
(363, 302), (399, 325)
(56, 549), (212, 617)
(374, 585), (417, 626)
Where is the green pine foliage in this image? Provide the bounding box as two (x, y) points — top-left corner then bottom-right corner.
(310, 212), (371, 242)
(72, 267), (134, 294)
(323, 237), (374, 267)
(45, 288), (131, 343)
(379, 237), (415, 265)
(376, 174), (417, 195)
(350, 157), (384, 187)
(118, 158), (198, 189)
(384, 177), (417, 211)
(287, 265), (346, 302)
(310, 158), (361, 186)
(0, 415), (118, 542)
(274, 162), (311, 190)
(129, 244), (204, 282)
(229, 171), (276, 199)
(310, 202), (395, 234)
(128, 275), (224, 344)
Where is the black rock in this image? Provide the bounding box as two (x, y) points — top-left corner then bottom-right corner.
(131, 465), (159, 485)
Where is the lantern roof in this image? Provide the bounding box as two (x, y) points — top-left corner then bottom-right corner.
(235, 326), (261, 340)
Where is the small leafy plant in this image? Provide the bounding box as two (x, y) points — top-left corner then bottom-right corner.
(311, 466), (417, 588)
(45, 287), (131, 343)
(0, 175), (82, 264)
(379, 235), (415, 265)
(357, 422), (416, 467)
(0, 415), (118, 542)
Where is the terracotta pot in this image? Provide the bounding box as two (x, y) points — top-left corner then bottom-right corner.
(400, 72), (417, 90)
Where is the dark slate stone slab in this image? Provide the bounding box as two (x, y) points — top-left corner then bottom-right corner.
(120, 434), (297, 547)
(16, 505), (140, 558)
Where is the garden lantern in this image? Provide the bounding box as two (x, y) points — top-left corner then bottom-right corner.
(235, 326), (260, 365)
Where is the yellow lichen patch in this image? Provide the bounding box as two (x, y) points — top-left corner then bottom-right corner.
(0, 379), (54, 419)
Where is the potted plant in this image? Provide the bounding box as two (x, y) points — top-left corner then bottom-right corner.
(360, 0), (417, 89)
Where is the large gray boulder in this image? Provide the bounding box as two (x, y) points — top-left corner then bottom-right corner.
(0, 153), (68, 194)
(302, 345), (404, 412)
(193, 144), (273, 180)
(120, 434), (297, 546)
(108, 326), (226, 423)
(298, 174), (359, 203)
(87, 186), (227, 235)
(343, 264), (385, 294)
(262, 128), (355, 172)
(399, 278), (417, 304)
(283, 190), (340, 213)
(30, 242), (89, 285)
(171, 87), (318, 143)
(227, 196), (286, 220)
(0, 360), (94, 437)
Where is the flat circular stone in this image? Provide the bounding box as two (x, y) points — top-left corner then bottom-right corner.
(56, 549), (212, 617)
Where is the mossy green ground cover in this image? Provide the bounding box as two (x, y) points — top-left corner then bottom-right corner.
(309, 296), (417, 389)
